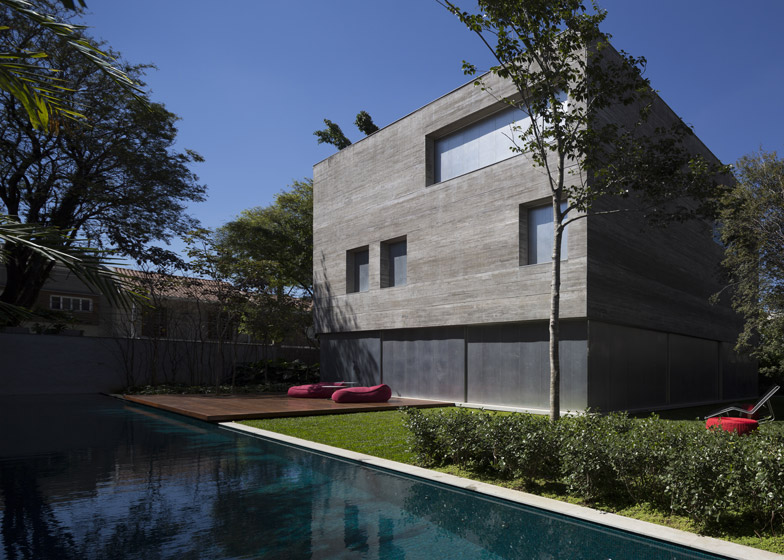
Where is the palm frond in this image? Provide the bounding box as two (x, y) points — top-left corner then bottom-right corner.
(0, 0), (146, 131)
(0, 219), (147, 320)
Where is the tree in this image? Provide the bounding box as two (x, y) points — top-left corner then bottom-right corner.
(0, 4), (205, 311)
(215, 179), (313, 299)
(314, 110), (379, 150)
(441, 0), (727, 420)
(717, 150), (784, 383)
(314, 119), (351, 150)
(0, 1), (150, 322)
(354, 110), (378, 135)
(211, 180), (314, 346)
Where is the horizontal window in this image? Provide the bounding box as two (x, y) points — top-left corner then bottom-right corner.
(434, 106), (529, 183)
(50, 295), (92, 312)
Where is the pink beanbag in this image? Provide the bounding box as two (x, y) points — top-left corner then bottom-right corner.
(332, 384), (392, 403)
(287, 382), (344, 399)
(705, 416), (759, 435)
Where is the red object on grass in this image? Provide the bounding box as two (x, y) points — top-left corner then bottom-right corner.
(705, 416), (759, 435)
(287, 382), (344, 399)
(741, 404), (758, 419)
(332, 384), (392, 403)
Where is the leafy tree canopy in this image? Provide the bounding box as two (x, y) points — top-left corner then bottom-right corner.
(0, 3), (205, 310)
(214, 179), (313, 298)
(718, 150), (784, 382)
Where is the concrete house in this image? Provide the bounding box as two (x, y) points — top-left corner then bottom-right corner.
(312, 68), (756, 413)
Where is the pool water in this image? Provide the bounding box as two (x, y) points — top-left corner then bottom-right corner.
(0, 395), (729, 560)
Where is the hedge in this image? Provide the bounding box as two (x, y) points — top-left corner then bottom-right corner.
(402, 408), (784, 531)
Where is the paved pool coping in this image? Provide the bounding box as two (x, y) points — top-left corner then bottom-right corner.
(222, 421), (781, 560)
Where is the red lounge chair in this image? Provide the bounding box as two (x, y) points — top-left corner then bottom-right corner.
(332, 384), (392, 403)
(704, 385), (779, 434)
(705, 385), (779, 423)
(287, 382), (345, 399)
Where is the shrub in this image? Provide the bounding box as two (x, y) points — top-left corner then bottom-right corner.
(486, 413), (561, 481)
(659, 425), (750, 528)
(402, 407), (784, 534)
(558, 412), (636, 502)
(402, 408), (449, 467)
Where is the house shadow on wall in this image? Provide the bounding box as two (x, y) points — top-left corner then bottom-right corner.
(314, 251), (380, 386)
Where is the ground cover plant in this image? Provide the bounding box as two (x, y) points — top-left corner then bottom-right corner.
(244, 404), (784, 555)
(125, 358), (318, 395)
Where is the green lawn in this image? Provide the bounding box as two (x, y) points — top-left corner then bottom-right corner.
(242, 410), (415, 463)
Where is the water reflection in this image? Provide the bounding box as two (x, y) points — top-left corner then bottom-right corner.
(0, 396), (728, 560)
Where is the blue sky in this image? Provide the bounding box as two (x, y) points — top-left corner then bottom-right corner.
(80, 1), (784, 260)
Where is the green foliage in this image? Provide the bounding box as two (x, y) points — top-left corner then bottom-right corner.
(0, 0), (145, 131)
(214, 179), (313, 297)
(314, 118), (351, 150)
(207, 180), (313, 345)
(315, 111), (379, 151)
(354, 110), (378, 135)
(718, 150), (784, 383)
(403, 408), (784, 532)
(233, 359), (318, 386)
(0, 10), (204, 310)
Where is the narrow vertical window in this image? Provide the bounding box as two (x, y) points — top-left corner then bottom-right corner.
(346, 247), (369, 293)
(381, 238), (407, 288)
(522, 203), (568, 265)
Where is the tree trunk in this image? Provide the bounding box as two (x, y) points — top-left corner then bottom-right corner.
(0, 245), (55, 317)
(549, 200), (564, 422)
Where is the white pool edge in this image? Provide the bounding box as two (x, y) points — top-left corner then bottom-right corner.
(221, 421), (781, 560)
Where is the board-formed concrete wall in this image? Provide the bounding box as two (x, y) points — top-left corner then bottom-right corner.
(313, 49), (755, 412)
(313, 72), (588, 336)
(0, 332), (318, 395)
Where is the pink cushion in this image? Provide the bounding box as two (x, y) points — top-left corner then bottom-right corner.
(706, 416), (759, 435)
(287, 382), (344, 399)
(332, 384), (392, 403)
(741, 404), (758, 419)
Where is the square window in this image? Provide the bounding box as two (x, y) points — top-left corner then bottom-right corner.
(346, 247), (369, 293)
(381, 238), (407, 288)
(50, 296), (61, 310)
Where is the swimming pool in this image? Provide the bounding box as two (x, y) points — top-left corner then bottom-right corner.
(0, 395), (744, 559)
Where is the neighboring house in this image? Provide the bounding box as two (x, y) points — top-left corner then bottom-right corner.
(0, 265), (243, 341)
(0, 264), (315, 349)
(0, 264), (104, 335)
(105, 267), (243, 342)
(312, 67), (756, 413)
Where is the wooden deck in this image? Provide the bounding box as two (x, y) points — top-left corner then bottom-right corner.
(122, 393), (454, 422)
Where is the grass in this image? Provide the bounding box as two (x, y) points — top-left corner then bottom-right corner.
(242, 410), (415, 463)
(241, 401), (784, 555)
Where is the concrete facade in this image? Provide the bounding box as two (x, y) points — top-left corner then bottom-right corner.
(313, 71), (756, 413)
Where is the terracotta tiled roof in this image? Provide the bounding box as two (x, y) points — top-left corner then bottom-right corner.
(110, 267), (234, 303)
